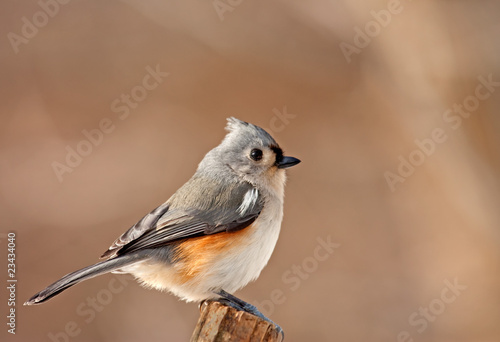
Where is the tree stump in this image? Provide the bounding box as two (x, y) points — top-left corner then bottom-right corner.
(190, 300), (284, 342)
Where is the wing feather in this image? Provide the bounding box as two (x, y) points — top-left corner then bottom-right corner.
(101, 178), (262, 259)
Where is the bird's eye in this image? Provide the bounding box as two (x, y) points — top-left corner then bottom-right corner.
(250, 148), (263, 161)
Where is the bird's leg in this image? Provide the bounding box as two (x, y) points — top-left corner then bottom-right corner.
(214, 289), (284, 337)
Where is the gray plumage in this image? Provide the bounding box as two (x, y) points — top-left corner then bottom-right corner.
(26, 253), (149, 304)
(25, 117), (299, 306)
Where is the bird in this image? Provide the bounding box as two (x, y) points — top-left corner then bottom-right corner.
(25, 117), (300, 333)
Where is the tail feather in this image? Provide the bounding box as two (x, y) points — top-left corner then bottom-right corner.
(24, 254), (146, 306)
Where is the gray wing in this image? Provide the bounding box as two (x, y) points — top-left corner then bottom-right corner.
(101, 178), (262, 259)
(100, 203), (171, 259)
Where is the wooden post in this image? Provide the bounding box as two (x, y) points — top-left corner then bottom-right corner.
(190, 300), (284, 342)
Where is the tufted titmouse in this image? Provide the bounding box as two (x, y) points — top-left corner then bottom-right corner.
(25, 117), (300, 332)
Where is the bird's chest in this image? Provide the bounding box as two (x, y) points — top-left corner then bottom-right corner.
(216, 196), (284, 286)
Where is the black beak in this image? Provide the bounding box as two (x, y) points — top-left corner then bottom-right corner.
(277, 156), (301, 169)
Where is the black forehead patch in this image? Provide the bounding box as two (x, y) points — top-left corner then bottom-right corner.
(270, 145), (283, 164)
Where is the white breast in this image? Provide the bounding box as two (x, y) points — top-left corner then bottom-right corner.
(217, 193), (284, 292)
(124, 176), (287, 302)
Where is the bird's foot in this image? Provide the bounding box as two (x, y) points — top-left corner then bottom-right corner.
(215, 290), (284, 338)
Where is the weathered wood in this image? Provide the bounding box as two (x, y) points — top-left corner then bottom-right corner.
(190, 300), (283, 342)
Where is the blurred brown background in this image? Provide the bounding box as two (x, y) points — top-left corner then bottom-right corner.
(1, 0), (500, 341)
